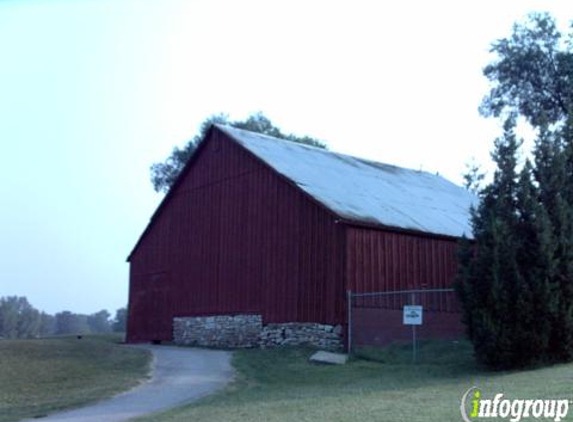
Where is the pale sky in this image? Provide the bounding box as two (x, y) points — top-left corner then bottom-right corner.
(0, 0), (571, 315)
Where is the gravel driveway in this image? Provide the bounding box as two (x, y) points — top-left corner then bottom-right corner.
(23, 345), (233, 422)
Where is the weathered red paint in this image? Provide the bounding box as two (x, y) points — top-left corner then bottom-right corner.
(127, 126), (464, 344)
(345, 227), (463, 345)
(346, 228), (459, 291)
(127, 128), (346, 342)
(346, 227), (460, 309)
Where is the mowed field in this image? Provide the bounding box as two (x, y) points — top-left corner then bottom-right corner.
(4, 336), (573, 422)
(135, 341), (573, 422)
(0, 334), (151, 422)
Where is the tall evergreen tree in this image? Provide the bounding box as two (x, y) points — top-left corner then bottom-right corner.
(534, 122), (573, 360)
(513, 161), (555, 363)
(461, 12), (573, 369)
(561, 114), (573, 207)
(462, 158), (485, 193)
(458, 117), (573, 369)
(456, 118), (525, 369)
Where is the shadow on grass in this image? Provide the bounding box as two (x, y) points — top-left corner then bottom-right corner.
(353, 339), (475, 365)
(228, 339), (481, 396)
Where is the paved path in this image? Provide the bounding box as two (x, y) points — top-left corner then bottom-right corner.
(24, 345), (233, 422)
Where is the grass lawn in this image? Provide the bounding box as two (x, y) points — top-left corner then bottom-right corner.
(135, 340), (573, 422)
(0, 333), (151, 422)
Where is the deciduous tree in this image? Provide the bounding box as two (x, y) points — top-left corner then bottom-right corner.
(87, 310), (112, 333)
(150, 112), (326, 193)
(112, 307), (127, 333)
(0, 296), (41, 339)
(480, 12), (573, 127)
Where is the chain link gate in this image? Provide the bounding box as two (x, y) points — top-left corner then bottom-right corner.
(347, 288), (463, 355)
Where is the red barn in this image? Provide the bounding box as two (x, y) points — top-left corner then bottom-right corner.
(127, 125), (475, 348)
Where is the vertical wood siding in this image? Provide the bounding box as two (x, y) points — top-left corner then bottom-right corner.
(126, 128), (465, 344)
(127, 129), (345, 342)
(345, 227), (460, 312)
(345, 227), (463, 346)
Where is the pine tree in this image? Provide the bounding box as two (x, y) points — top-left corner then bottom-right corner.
(513, 161), (555, 364)
(562, 114), (573, 204)
(535, 120), (573, 360)
(468, 12), (573, 367)
(456, 118), (526, 369)
(458, 117), (573, 368)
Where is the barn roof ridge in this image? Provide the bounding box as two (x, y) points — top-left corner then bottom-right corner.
(128, 124), (477, 261)
(216, 124), (477, 240)
(215, 124), (443, 180)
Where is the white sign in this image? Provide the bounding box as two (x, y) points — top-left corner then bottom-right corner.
(403, 305), (423, 325)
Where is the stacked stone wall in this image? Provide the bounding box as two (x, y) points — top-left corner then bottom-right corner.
(173, 314), (343, 350)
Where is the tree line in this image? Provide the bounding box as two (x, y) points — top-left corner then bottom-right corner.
(0, 296), (127, 339)
(456, 13), (573, 369)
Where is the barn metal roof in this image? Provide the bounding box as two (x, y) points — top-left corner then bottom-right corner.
(217, 124), (477, 239)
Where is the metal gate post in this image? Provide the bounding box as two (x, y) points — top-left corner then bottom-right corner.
(411, 292), (417, 364)
(347, 290), (352, 356)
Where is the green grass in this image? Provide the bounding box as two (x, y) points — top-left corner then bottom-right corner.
(134, 340), (573, 422)
(0, 333), (151, 422)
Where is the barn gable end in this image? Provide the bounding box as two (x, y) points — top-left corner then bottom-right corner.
(127, 127), (346, 343)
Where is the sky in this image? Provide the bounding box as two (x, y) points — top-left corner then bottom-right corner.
(0, 0), (571, 315)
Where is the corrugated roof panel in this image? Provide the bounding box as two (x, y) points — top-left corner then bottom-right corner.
(217, 124), (477, 238)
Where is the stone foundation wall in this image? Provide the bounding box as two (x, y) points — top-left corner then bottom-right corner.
(259, 322), (343, 350)
(173, 314), (343, 350)
(173, 314), (262, 348)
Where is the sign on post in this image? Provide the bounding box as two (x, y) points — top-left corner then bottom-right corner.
(403, 305), (423, 325)
(403, 304), (423, 364)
